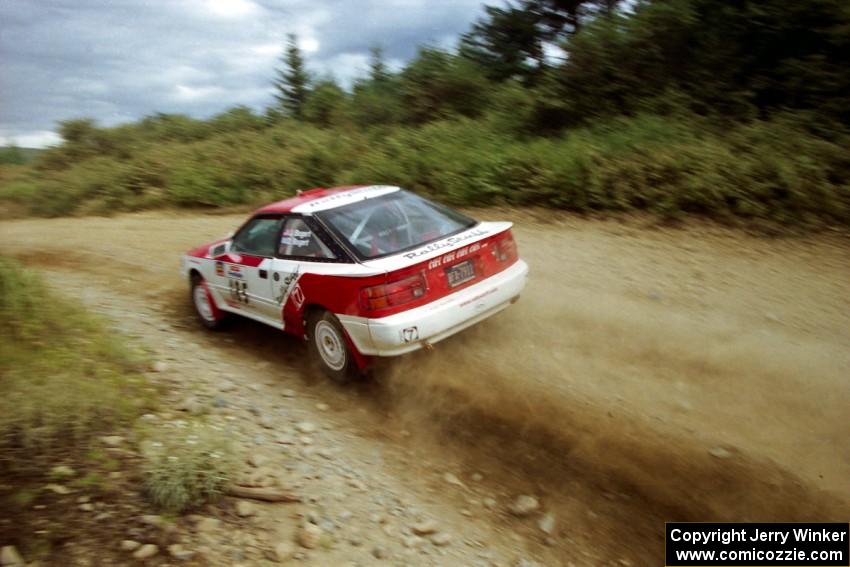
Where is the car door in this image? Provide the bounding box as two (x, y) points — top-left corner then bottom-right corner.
(213, 215), (283, 325)
(270, 216), (340, 330)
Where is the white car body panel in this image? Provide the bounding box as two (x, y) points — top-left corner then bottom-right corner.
(338, 259), (528, 356)
(292, 185), (401, 213)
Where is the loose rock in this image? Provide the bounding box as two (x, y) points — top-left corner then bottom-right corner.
(236, 500), (256, 517)
(246, 453), (268, 468)
(709, 446), (733, 459)
(402, 536), (422, 549)
(273, 541), (296, 562)
(371, 546), (388, 559)
(508, 495), (540, 517)
(411, 519), (439, 535)
(296, 523), (322, 549)
(100, 435), (124, 447)
(167, 544), (195, 560)
(50, 465), (76, 479)
(443, 472), (465, 487)
(195, 516), (221, 533)
(178, 397), (204, 415)
(538, 512), (557, 535)
(431, 532), (452, 546)
(295, 422), (316, 434)
(132, 544), (159, 560)
(0, 546), (24, 567)
(120, 540), (141, 551)
(139, 514), (164, 528)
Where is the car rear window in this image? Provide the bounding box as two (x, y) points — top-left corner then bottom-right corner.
(316, 190), (476, 260)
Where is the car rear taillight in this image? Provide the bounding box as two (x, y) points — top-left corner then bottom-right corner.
(360, 273), (427, 312)
(493, 231), (518, 263)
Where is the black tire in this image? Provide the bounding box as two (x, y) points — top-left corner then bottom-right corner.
(190, 274), (230, 330)
(307, 310), (358, 383)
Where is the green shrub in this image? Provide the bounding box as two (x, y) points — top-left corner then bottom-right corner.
(141, 421), (234, 513)
(0, 257), (152, 469)
(2, 110), (848, 228)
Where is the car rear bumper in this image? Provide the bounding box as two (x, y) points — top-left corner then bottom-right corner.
(338, 259), (528, 356)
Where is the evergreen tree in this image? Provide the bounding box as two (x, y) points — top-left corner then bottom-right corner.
(303, 79), (348, 127)
(273, 34), (311, 118)
(368, 46), (390, 83)
(460, 0), (622, 82)
(460, 4), (545, 83)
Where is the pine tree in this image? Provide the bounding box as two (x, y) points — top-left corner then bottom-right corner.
(368, 46), (390, 84)
(273, 34), (310, 118)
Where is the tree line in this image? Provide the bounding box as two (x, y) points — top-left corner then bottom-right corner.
(1, 0), (848, 228)
(273, 0), (849, 132)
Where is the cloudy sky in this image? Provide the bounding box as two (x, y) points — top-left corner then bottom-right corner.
(0, 0), (487, 147)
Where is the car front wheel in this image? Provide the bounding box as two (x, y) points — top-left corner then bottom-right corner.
(191, 274), (229, 330)
(307, 310), (357, 383)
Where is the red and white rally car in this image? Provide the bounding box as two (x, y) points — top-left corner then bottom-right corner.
(181, 185), (528, 381)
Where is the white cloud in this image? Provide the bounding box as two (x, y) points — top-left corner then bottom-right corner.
(300, 36), (320, 53)
(0, 0), (487, 143)
(250, 43), (282, 57)
(312, 52), (370, 88)
(1, 130), (62, 149)
(174, 84), (225, 101)
(202, 0), (262, 18)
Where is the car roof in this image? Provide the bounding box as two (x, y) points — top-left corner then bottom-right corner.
(254, 185), (402, 215)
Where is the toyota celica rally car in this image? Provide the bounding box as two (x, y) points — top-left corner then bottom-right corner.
(181, 185), (528, 381)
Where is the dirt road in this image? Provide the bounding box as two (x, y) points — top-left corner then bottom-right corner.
(2, 210), (849, 564)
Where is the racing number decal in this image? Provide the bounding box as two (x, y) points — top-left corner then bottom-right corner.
(275, 267), (301, 305)
(229, 279), (249, 304)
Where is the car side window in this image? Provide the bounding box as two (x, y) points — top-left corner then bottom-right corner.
(231, 217), (282, 257)
(278, 218), (336, 260)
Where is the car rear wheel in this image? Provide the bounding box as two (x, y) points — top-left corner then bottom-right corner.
(191, 274), (229, 330)
(307, 310), (357, 383)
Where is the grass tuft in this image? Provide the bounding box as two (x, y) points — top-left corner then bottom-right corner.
(0, 257), (153, 471)
(141, 420), (234, 513)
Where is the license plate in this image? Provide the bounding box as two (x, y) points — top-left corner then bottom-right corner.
(445, 259), (476, 288)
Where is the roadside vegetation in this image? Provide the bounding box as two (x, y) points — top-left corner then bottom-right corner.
(0, 256), (152, 469)
(1, 0), (848, 228)
(0, 257), (234, 560)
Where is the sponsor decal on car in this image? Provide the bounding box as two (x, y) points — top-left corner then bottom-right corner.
(280, 228), (312, 248)
(275, 267), (301, 305)
(215, 261), (224, 276)
(290, 284), (305, 309)
(296, 185), (399, 211)
(427, 243), (482, 269)
(401, 326), (419, 343)
(458, 286), (498, 308)
(403, 228), (489, 260)
(227, 264), (243, 279)
(229, 279), (249, 304)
